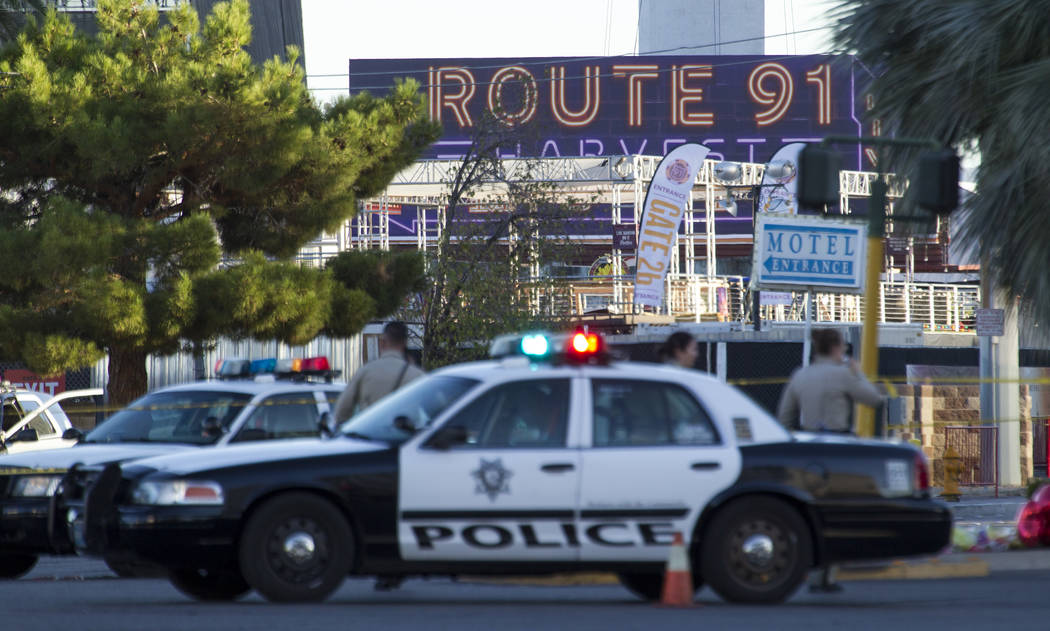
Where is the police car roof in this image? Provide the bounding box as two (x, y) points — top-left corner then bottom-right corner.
(433, 358), (722, 382)
(0, 388), (56, 401)
(154, 379), (347, 396)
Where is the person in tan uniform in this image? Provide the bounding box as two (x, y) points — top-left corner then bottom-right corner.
(776, 327), (885, 593)
(335, 321), (424, 423)
(776, 328), (884, 433)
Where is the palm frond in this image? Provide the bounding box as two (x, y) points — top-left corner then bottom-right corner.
(835, 0), (1050, 315)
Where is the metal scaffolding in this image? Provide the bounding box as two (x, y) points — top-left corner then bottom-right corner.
(340, 155), (768, 319)
(297, 156), (976, 329)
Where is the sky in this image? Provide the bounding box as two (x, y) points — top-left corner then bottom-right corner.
(301, 0), (837, 102)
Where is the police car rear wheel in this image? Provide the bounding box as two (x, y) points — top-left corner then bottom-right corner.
(0, 554), (37, 579)
(618, 571), (703, 601)
(700, 497), (812, 604)
(169, 568), (251, 601)
(239, 493), (353, 603)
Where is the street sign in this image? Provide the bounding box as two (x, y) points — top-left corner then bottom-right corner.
(612, 224), (636, 250)
(975, 308), (1005, 337)
(752, 214), (867, 292)
(759, 291), (794, 306)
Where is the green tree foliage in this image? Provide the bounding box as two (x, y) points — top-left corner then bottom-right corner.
(326, 249), (426, 318)
(835, 0), (1050, 316)
(0, 0), (437, 403)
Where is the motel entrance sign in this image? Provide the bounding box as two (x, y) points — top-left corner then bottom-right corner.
(752, 214), (867, 292)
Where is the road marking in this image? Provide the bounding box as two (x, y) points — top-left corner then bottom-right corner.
(838, 559), (989, 581)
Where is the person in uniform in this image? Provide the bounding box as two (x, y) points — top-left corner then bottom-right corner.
(776, 327), (885, 593)
(658, 331), (699, 369)
(776, 328), (884, 433)
(334, 321), (424, 423)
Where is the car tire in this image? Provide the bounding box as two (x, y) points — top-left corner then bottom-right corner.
(169, 568), (252, 601)
(104, 555), (166, 578)
(618, 571), (704, 601)
(0, 554), (37, 579)
(238, 492), (353, 603)
(700, 496), (812, 604)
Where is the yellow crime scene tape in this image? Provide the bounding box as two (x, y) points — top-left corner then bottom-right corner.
(50, 375), (1050, 427)
(55, 396), (332, 416)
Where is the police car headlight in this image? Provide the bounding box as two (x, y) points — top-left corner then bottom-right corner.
(11, 475), (62, 497)
(131, 480), (224, 506)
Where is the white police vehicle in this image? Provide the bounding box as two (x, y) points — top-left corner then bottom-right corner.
(72, 332), (950, 604)
(0, 357), (344, 579)
(0, 383), (102, 455)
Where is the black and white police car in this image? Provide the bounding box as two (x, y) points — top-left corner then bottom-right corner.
(71, 331), (951, 604)
(0, 357), (344, 579)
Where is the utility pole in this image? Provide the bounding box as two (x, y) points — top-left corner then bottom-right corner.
(980, 269), (1021, 486)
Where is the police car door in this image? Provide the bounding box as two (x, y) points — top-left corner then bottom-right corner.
(399, 374), (582, 562)
(577, 375), (741, 561)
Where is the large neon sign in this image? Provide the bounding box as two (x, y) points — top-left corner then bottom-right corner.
(349, 55), (868, 168)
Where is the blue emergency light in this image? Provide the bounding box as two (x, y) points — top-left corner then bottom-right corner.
(520, 334), (550, 356)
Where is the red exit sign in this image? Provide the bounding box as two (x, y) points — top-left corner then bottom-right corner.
(3, 369), (66, 395)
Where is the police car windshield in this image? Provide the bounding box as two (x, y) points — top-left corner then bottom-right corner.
(339, 375), (479, 444)
(84, 391), (253, 445)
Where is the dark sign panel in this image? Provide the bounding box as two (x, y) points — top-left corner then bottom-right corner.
(612, 223), (637, 250)
(349, 55), (870, 168)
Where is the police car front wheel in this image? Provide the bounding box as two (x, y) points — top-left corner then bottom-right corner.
(238, 492), (354, 602)
(700, 497), (812, 604)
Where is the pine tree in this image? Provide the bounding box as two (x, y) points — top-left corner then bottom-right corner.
(0, 0), (438, 403)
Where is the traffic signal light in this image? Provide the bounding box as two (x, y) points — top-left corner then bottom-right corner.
(797, 144), (841, 211)
(917, 149), (959, 215)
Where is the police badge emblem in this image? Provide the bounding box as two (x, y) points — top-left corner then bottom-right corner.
(471, 458), (513, 501)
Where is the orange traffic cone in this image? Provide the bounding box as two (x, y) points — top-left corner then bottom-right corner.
(659, 531), (696, 607)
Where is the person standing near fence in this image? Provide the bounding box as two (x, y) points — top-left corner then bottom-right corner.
(776, 328), (884, 433)
(658, 331), (699, 369)
(334, 321), (424, 423)
(776, 327), (885, 592)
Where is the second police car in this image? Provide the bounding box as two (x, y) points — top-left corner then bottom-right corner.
(71, 331), (951, 604)
(0, 357), (343, 579)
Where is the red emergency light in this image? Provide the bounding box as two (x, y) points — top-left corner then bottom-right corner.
(565, 329), (606, 364)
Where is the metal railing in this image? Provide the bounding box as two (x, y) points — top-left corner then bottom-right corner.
(291, 240), (979, 330)
(751, 281), (979, 331)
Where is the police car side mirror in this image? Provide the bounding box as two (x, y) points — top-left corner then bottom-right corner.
(426, 424), (469, 450)
(10, 427), (38, 443)
(62, 427), (85, 442)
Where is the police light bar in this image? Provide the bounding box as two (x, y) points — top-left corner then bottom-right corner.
(489, 330), (608, 365)
(214, 356), (340, 382)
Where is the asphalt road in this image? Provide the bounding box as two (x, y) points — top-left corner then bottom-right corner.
(10, 558), (1050, 631)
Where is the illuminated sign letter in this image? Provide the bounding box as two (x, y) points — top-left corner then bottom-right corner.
(748, 62), (794, 127)
(612, 64), (659, 127)
(549, 65), (601, 127)
(671, 65), (714, 126)
(805, 64), (832, 126)
(487, 66), (538, 127)
(428, 66), (477, 128)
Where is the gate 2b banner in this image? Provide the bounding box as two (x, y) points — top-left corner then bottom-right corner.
(633, 143), (710, 308)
